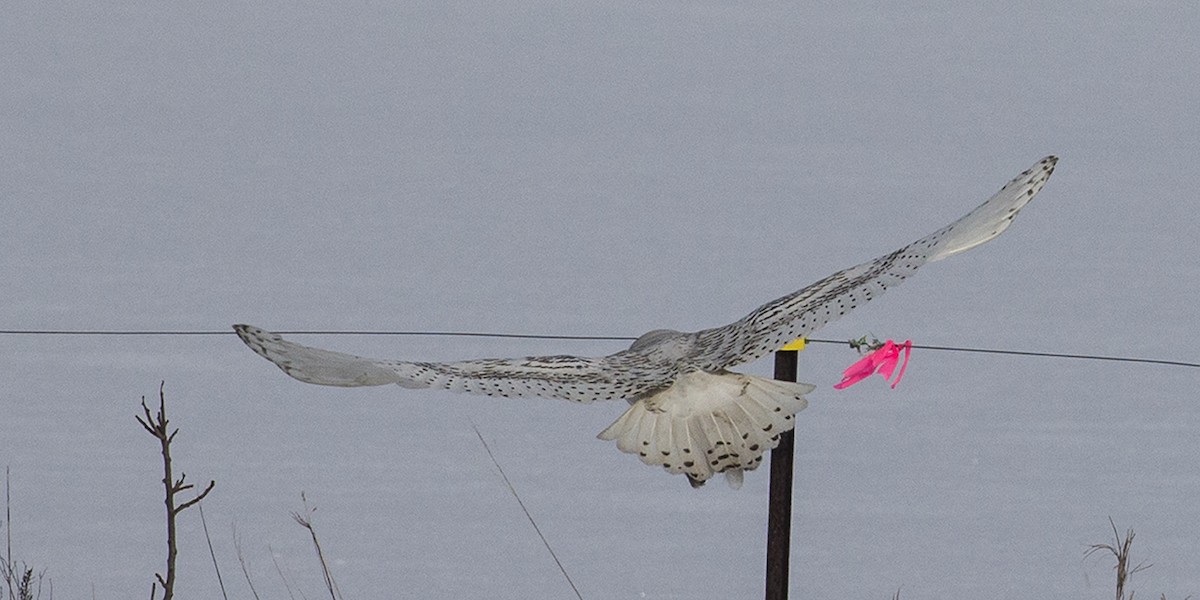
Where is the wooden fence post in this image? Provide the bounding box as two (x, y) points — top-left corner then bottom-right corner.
(765, 348), (799, 600)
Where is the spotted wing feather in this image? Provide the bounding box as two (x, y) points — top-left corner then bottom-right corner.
(693, 156), (1057, 370)
(234, 324), (661, 403)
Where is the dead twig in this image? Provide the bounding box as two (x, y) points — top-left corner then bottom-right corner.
(137, 382), (215, 600)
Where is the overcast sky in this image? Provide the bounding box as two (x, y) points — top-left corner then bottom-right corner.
(2, 1), (1198, 598)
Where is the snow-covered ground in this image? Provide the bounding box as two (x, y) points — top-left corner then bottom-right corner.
(3, 1), (1198, 598)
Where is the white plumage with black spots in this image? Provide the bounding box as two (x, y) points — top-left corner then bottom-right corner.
(235, 156), (1057, 488)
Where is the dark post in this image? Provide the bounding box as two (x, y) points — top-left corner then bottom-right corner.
(765, 349), (798, 600)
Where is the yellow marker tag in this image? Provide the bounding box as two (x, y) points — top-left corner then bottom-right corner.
(780, 338), (806, 351)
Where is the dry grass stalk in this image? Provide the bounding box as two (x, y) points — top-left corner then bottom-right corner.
(291, 493), (341, 600)
(233, 524), (262, 600)
(197, 504), (228, 600)
(1086, 517), (1151, 600)
(2, 469), (47, 600)
(268, 545), (299, 600)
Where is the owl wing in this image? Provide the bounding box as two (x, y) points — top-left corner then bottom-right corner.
(692, 156), (1057, 370)
(234, 324), (662, 403)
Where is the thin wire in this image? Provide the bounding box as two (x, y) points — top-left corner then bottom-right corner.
(800, 339), (1200, 369)
(469, 420), (584, 600)
(0, 329), (633, 341)
(0, 329), (1196, 369)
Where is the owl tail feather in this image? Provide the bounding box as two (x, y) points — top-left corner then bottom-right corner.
(597, 371), (813, 489)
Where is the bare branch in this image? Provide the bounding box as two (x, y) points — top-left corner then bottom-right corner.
(140, 382), (216, 600)
(176, 481), (216, 513)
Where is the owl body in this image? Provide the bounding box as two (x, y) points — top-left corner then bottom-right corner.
(236, 156), (1057, 487)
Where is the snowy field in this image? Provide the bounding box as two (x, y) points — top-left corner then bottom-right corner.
(2, 1), (1198, 598)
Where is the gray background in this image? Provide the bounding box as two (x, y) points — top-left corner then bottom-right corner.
(2, 1), (1198, 598)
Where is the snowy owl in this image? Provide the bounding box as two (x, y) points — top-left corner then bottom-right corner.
(236, 156), (1057, 488)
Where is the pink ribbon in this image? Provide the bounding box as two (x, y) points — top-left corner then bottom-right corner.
(833, 339), (912, 390)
